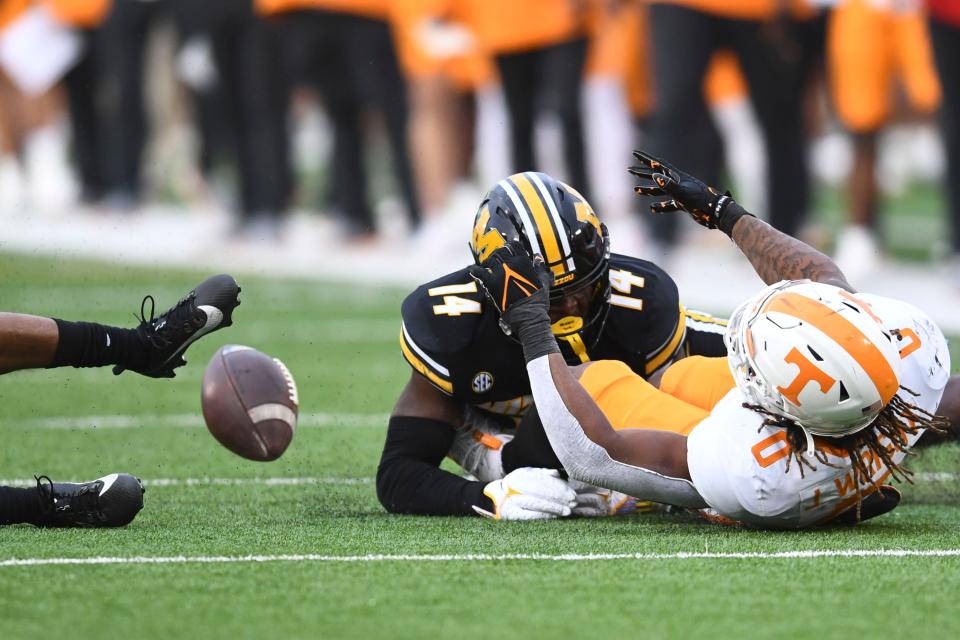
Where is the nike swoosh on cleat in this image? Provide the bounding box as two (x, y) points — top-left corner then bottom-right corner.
(99, 473), (119, 496)
(195, 306), (224, 339)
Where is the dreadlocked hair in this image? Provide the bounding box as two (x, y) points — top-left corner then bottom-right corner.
(744, 386), (950, 522)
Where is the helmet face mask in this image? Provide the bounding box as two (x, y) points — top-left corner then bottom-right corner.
(470, 172), (611, 357)
(726, 280), (902, 439)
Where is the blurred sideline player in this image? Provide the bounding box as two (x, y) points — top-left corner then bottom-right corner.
(390, 0), (492, 222)
(828, 0), (941, 278)
(0, 274), (240, 528)
(0, 1), (82, 210)
(466, 0), (593, 199)
(377, 171), (728, 519)
(45, 0), (111, 205)
(256, 0), (421, 240)
(174, 0), (291, 238)
(471, 151), (956, 528)
(97, 0), (170, 209)
(643, 0), (818, 250)
(927, 0), (960, 285)
(597, 0), (771, 222)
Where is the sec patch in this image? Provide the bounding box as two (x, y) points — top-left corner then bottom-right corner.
(471, 371), (494, 394)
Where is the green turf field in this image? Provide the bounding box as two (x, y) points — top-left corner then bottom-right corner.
(1, 252), (959, 640)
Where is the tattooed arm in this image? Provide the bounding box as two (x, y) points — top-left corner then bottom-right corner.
(730, 215), (855, 292)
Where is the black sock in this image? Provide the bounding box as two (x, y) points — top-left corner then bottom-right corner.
(501, 406), (564, 474)
(0, 486), (41, 526)
(47, 319), (148, 372)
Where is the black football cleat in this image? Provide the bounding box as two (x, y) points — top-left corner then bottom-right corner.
(115, 273), (241, 378)
(35, 473), (145, 528)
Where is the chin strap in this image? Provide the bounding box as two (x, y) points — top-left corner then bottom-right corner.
(799, 426), (816, 457)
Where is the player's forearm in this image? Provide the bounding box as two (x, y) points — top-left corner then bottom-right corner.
(545, 354), (619, 447)
(730, 216), (854, 291)
(376, 415), (492, 516)
(525, 354), (705, 507)
(539, 355), (690, 478)
(376, 456), (489, 516)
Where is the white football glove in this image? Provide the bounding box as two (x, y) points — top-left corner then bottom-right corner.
(568, 480), (648, 517)
(473, 467), (577, 520)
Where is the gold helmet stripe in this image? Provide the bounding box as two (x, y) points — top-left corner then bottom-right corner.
(529, 172), (576, 273)
(762, 292), (899, 406)
(509, 173), (565, 277)
(497, 178), (542, 259)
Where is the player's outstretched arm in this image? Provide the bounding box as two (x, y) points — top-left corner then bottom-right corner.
(377, 373), (489, 516)
(629, 150), (853, 292)
(470, 244), (706, 508)
(730, 216), (853, 292)
(380, 372), (577, 519)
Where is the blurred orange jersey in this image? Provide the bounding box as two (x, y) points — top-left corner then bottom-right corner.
(829, 0), (941, 131)
(622, 2), (654, 118)
(461, 0), (588, 55)
(256, 0), (389, 19)
(390, 0), (493, 88)
(704, 51), (748, 106)
(585, 1), (627, 78)
(45, 0), (110, 27)
(0, 0), (30, 31)
(649, 0), (815, 20)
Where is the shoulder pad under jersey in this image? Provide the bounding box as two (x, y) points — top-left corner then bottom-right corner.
(399, 267), (490, 395)
(599, 254), (683, 375)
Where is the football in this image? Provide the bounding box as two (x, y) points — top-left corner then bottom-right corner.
(201, 345), (299, 461)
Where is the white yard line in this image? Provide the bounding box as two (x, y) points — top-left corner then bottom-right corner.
(0, 474), (953, 488)
(914, 472), (960, 482)
(3, 549), (960, 568)
(5, 412), (388, 430)
(0, 476), (373, 488)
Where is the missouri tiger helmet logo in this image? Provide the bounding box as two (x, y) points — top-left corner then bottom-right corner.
(470, 205), (506, 263)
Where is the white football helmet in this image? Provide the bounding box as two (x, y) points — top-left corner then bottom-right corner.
(725, 280), (902, 439)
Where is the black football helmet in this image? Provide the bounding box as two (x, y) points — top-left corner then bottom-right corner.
(469, 172), (611, 363)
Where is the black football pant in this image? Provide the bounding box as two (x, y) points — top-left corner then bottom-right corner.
(929, 17), (960, 254)
(278, 10), (420, 234)
(98, 0), (169, 200)
(496, 38), (591, 201)
(645, 4), (811, 245)
(63, 29), (107, 202)
(170, 3), (226, 179)
(177, 0), (292, 217)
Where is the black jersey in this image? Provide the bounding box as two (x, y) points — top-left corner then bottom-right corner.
(399, 254), (707, 420)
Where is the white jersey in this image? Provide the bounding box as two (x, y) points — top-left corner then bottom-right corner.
(686, 294), (950, 528)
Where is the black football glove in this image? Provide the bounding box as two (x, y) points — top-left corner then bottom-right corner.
(469, 241), (559, 363)
(628, 149), (753, 236)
